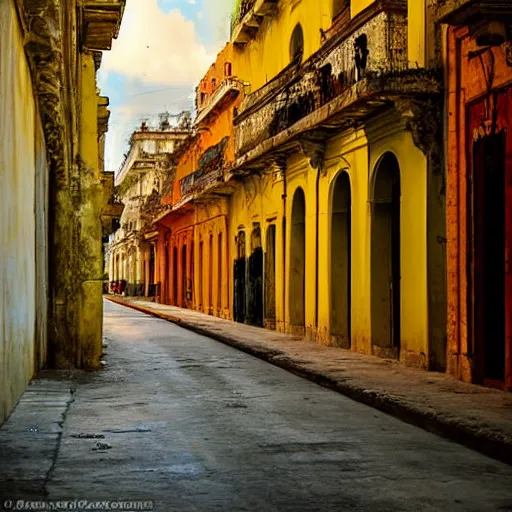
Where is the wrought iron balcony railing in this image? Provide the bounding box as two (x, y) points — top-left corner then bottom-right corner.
(179, 137), (230, 199)
(234, 2), (426, 162)
(195, 78), (245, 127)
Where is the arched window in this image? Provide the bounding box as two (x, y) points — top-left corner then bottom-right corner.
(290, 23), (304, 64)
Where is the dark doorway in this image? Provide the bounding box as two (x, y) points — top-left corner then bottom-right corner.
(172, 246), (178, 305)
(265, 225), (277, 330)
(290, 188), (306, 333)
(218, 232), (223, 314)
(149, 246), (155, 291)
(209, 234), (214, 315)
(164, 245), (169, 304)
(371, 153), (401, 359)
(248, 226), (264, 327)
(199, 241), (204, 310)
(190, 242), (194, 307)
(234, 231), (246, 323)
(181, 244), (187, 307)
(331, 172), (351, 348)
(471, 131), (507, 386)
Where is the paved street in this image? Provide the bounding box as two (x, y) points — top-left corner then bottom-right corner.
(2, 300), (512, 511)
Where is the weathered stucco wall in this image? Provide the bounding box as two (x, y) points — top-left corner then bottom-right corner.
(0, 0), (45, 423)
(446, 26), (512, 385)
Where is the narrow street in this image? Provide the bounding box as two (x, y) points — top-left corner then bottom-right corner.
(1, 300), (512, 511)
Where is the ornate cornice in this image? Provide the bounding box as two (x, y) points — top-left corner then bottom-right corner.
(394, 97), (442, 157)
(299, 137), (326, 172)
(19, 0), (68, 187)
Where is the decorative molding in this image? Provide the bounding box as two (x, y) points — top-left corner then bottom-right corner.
(299, 137), (326, 171)
(21, 0), (68, 189)
(394, 97), (442, 157)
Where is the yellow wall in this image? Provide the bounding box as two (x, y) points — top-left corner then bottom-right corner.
(0, 0), (42, 423)
(227, 114), (430, 366)
(76, 52), (104, 369)
(408, 0), (426, 67)
(228, 168), (286, 328)
(233, 0), (383, 91)
(233, 0), (331, 91)
(366, 112), (429, 366)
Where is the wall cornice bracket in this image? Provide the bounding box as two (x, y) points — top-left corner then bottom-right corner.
(394, 97), (442, 157)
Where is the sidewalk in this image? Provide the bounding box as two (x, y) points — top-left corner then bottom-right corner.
(106, 295), (512, 465)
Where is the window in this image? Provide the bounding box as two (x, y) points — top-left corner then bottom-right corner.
(212, 78), (217, 91)
(224, 62), (232, 77)
(290, 24), (304, 64)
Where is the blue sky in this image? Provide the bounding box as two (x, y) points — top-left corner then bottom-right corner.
(99, 0), (233, 173)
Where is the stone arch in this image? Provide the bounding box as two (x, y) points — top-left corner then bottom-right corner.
(371, 152), (401, 359)
(290, 187), (306, 332)
(330, 171), (351, 348)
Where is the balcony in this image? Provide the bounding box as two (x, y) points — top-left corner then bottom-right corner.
(437, 0), (512, 26)
(179, 137), (230, 201)
(97, 96), (110, 138)
(234, 1), (441, 166)
(195, 78), (245, 127)
(231, 0), (278, 46)
(101, 171), (125, 236)
(81, 0), (126, 51)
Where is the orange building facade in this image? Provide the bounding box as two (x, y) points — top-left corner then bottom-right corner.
(155, 44), (244, 317)
(441, 3), (512, 390)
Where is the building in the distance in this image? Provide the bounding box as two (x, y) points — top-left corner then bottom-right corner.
(154, 43), (245, 315)
(107, 114), (191, 298)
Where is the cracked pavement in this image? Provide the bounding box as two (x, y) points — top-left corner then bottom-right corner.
(1, 300), (512, 511)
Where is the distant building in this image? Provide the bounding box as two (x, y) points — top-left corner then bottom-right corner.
(107, 118), (191, 298)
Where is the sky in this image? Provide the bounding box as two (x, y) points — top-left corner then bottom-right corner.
(98, 0), (234, 174)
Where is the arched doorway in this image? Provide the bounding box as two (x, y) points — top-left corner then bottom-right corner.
(234, 231), (246, 323)
(181, 244), (187, 307)
(290, 188), (306, 333)
(265, 225), (277, 330)
(248, 225), (264, 327)
(218, 232), (223, 315)
(371, 153), (401, 359)
(209, 234), (214, 315)
(330, 172), (351, 348)
(199, 241), (204, 310)
(172, 246), (178, 305)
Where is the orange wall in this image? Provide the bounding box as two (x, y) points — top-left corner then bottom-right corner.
(446, 26), (512, 383)
(196, 43), (235, 106)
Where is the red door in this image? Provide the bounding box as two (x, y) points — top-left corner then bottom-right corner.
(468, 87), (512, 391)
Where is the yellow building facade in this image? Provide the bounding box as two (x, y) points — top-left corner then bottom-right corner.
(0, 0), (124, 424)
(225, 0), (446, 369)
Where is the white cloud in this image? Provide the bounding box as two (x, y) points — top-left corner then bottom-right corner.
(102, 0), (214, 86)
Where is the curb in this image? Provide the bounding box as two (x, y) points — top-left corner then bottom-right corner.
(105, 296), (512, 466)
